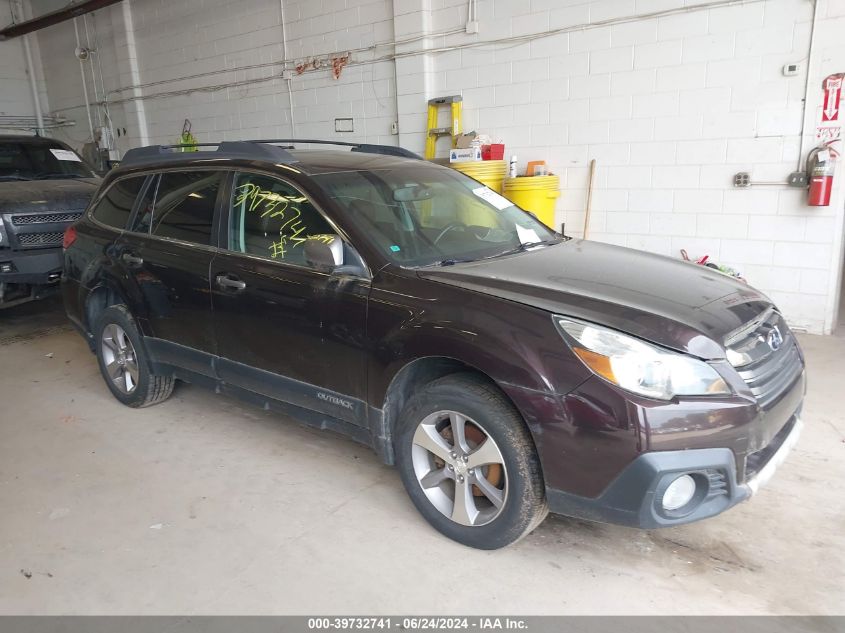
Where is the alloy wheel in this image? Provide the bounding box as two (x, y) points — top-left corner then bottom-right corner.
(100, 323), (139, 394)
(411, 410), (508, 527)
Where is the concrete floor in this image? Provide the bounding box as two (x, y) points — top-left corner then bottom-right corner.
(1, 296), (843, 615)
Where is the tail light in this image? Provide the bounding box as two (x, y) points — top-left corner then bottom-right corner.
(62, 225), (77, 250)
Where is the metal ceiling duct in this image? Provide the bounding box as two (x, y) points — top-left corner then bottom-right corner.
(0, 0), (122, 40)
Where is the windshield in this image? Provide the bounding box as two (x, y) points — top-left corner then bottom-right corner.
(313, 166), (560, 267)
(0, 141), (95, 181)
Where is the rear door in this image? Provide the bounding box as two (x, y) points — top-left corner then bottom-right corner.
(210, 170), (370, 426)
(65, 174), (149, 325)
(115, 169), (224, 377)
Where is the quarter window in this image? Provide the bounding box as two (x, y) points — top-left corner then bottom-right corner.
(151, 171), (221, 245)
(91, 176), (147, 229)
(129, 176), (156, 234)
(229, 172), (333, 266)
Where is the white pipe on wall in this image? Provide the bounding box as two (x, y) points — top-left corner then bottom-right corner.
(10, 0), (44, 135)
(797, 0), (820, 171)
(279, 0), (295, 136)
(120, 0), (150, 146)
(21, 34), (44, 135)
(88, 13), (112, 133)
(81, 13), (103, 129)
(73, 18), (95, 141)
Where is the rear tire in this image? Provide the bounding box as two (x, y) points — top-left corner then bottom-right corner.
(94, 304), (174, 408)
(395, 373), (548, 549)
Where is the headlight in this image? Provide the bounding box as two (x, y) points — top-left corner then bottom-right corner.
(554, 316), (730, 400)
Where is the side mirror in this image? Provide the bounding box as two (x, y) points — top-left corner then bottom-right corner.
(304, 234), (344, 272)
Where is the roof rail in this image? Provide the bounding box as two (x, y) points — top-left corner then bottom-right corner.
(246, 139), (422, 160)
(120, 138), (421, 168)
(120, 141), (297, 167)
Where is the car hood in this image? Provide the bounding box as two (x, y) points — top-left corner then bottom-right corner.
(0, 178), (100, 214)
(417, 239), (772, 359)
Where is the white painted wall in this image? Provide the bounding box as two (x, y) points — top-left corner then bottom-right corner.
(27, 0), (845, 334)
(33, 0), (398, 149)
(30, 0), (139, 154)
(0, 1), (49, 127)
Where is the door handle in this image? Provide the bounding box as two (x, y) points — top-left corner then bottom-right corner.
(216, 274), (246, 291)
(121, 252), (143, 266)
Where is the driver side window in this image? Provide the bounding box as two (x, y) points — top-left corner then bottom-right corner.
(228, 172), (334, 267)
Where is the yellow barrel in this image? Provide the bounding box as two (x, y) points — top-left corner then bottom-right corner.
(502, 176), (561, 229)
(451, 160), (508, 193)
(450, 160), (509, 227)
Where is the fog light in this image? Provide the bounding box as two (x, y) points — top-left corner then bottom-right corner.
(662, 474), (696, 511)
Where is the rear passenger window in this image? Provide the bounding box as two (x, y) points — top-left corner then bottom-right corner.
(228, 172), (333, 265)
(92, 176), (146, 229)
(151, 171), (220, 245)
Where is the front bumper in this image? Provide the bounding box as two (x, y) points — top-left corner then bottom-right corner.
(546, 415), (803, 528)
(0, 248), (63, 285)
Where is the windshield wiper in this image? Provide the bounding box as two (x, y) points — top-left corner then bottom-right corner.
(423, 239), (559, 267)
(491, 239), (559, 259)
(425, 257), (477, 267)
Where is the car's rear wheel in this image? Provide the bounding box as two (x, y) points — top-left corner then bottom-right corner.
(396, 373), (548, 549)
(94, 304), (174, 408)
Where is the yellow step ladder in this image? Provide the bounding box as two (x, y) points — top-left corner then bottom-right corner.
(425, 95), (463, 160)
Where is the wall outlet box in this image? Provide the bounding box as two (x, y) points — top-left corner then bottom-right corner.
(466, 21), (479, 34)
(733, 172), (751, 188)
(782, 63), (801, 76)
(335, 118), (354, 133)
(449, 147), (482, 163)
(390, 121), (398, 135)
(282, 69), (295, 80)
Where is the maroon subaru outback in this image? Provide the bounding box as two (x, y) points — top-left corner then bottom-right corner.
(62, 140), (805, 549)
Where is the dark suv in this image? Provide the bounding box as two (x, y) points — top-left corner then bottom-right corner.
(62, 140), (805, 549)
(0, 135), (99, 308)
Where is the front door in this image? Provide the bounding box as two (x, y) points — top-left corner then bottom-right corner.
(210, 171), (370, 426)
(116, 169), (224, 376)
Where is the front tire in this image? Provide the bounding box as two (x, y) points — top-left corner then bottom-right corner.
(94, 304), (174, 408)
(396, 373), (548, 549)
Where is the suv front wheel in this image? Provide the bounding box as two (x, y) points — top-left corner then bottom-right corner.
(396, 373), (548, 549)
(94, 304), (174, 408)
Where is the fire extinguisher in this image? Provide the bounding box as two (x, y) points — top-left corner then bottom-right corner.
(807, 141), (839, 207)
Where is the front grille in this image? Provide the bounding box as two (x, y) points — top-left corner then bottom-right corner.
(17, 231), (64, 248)
(11, 211), (83, 225)
(745, 416), (797, 480)
(736, 342), (803, 408)
(726, 311), (803, 409)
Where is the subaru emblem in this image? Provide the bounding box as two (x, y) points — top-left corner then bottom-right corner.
(767, 326), (783, 351)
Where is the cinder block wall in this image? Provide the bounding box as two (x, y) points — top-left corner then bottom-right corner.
(28, 0), (845, 334)
(429, 0), (845, 335)
(0, 2), (49, 121)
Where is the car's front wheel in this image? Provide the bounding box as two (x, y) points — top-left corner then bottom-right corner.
(396, 373), (548, 549)
(94, 304), (174, 408)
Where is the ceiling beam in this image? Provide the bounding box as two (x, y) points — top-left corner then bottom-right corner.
(0, 0), (123, 41)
